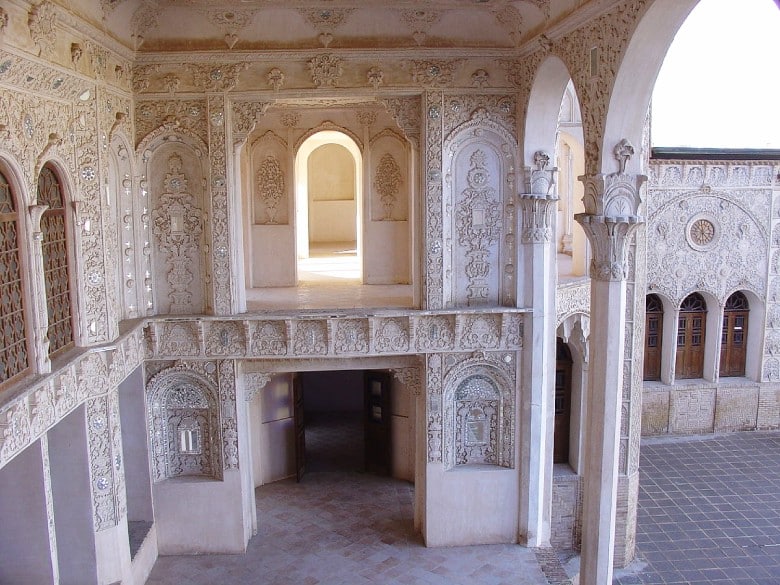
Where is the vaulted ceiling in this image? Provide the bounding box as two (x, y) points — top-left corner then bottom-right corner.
(73, 0), (585, 52)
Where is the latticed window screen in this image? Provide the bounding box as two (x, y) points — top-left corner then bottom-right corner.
(0, 171), (29, 383)
(38, 166), (73, 355)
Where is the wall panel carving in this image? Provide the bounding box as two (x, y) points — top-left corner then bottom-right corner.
(250, 132), (289, 225)
(150, 151), (205, 314)
(443, 108), (517, 307)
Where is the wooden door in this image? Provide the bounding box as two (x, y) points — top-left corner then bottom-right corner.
(644, 295), (663, 381)
(675, 294), (706, 379)
(293, 373), (306, 482)
(554, 340), (572, 465)
(721, 292), (749, 377)
(364, 371), (392, 475)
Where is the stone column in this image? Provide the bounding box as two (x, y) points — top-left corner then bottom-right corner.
(517, 151), (557, 546)
(576, 140), (645, 585)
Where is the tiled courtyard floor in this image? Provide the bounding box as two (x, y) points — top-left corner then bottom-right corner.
(145, 472), (550, 585)
(614, 431), (780, 585)
(146, 430), (780, 585)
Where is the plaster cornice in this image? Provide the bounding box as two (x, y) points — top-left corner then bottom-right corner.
(9, 0), (135, 61)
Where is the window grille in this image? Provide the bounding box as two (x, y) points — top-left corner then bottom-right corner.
(38, 166), (73, 355)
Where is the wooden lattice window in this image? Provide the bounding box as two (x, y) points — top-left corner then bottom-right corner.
(675, 293), (707, 379)
(38, 165), (73, 355)
(720, 291), (749, 377)
(0, 170), (29, 384)
(644, 294), (664, 381)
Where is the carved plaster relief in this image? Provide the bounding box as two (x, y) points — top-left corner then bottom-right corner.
(369, 130), (408, 222)
(440, 353), (516, 470)
(443, 108), (517, 308)
(146, 365), (223, 481)
(150, 152), (205, 314)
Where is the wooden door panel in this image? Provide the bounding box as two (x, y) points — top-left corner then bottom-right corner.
(364, 371), (392, 475)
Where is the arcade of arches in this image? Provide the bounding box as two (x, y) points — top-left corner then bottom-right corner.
(0, 1), (778, 584)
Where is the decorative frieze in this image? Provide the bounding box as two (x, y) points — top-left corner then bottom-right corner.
(145, 310), (524, 360)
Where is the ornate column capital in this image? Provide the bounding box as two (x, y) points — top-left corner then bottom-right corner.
(579, 139), (647, 218)
(518, 193), (557, 244)
(576, 214), (642, 282)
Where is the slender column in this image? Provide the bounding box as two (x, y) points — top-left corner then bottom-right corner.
(517, 151), (557, 546)
(576, 140), (645, 585)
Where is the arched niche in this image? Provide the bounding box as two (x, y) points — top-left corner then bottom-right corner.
(366, 129), (412, 285)
(442, 360), (514, 471)
(141, 135), (208, 315)
(442, 109), (518, 308)
(245, 131), (293, 288)
(146, 367), (223, 482)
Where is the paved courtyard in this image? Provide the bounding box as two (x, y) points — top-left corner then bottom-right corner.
(614, 431), (780, 585)
(146, 430), (780, 585)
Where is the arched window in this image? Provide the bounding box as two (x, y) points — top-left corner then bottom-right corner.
(644, 295), (664, 381)
(0, 170), (29, 384)
(554, 339), (573, 465)
(38, 165), (73, 355)
(720, 291), (749, 377)
(676, 293), (707, 379)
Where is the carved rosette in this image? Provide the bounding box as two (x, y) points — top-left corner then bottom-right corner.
(186, 63), (248, 92)
(408, 59), (462, 87)
(308, 54), (344, 87)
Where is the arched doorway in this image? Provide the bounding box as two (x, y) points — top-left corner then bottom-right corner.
(295, 131), (362, 283)
(720, 291), (749, 377)
(676, 293), (707, 379)
(644, 294), (664, 381)
(554, 338), (573, 465)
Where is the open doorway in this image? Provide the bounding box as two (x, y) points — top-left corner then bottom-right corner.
(295, 131), (363, 284)
(248, 368), (414, 487)
(294, 370), (392, 478)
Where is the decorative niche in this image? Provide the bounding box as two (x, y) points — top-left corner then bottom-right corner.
(442, 365), (514, 470)
(147, 367), (223, 482)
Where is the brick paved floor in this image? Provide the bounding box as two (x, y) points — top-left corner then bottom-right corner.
(614, 431), (780, 585)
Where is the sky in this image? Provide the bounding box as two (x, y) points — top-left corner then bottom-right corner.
(651, 0), (780, 149)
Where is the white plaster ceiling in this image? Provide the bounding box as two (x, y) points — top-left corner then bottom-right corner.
(87, 0), (584, 52)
